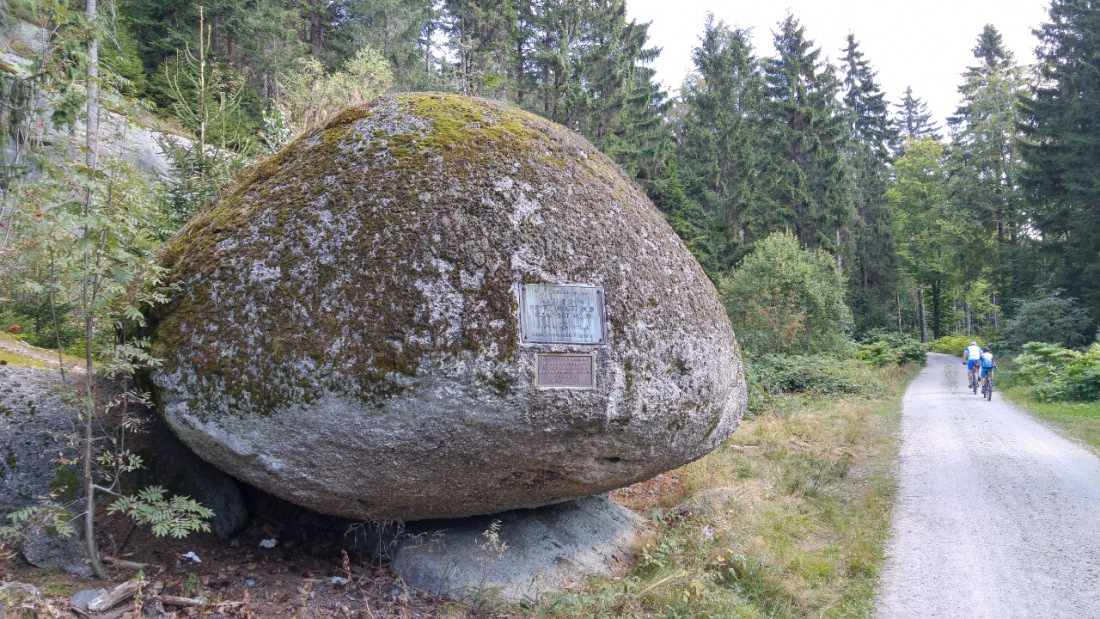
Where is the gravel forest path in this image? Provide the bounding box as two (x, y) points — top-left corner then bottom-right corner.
(875, 352), (1100, 618)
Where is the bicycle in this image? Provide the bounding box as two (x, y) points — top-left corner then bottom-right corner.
(981, 372), (993, 401)
(971, 369), (979, 394)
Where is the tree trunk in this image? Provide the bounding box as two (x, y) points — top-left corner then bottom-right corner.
(309, 0), (323, 55)
(917, 287), (927, 343)
(896, 289), (903, 332)
(83, 0), (107, 581)
(931, 281), (942, 340)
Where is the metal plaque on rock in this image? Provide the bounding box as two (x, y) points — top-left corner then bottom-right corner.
(519, 284), (606, 344)
(534, 354), (596, 390)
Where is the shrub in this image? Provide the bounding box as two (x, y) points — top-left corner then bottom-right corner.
(857, 331), (927, 367)
(745, 354), (875, 412)
(1001, 290), (1093, 350)
(722, 232), (853, 356)
(929, 334), (979, 355)
(1004, 342), (1100, 402)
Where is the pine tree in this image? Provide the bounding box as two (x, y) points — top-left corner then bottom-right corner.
(840, 34), (899, 332)
(323, 0), (434, 90)
(122, 0), (303, 109)
(443, 0), (516, 96)
(1019, 0), (1100, 319)
(583, 10), (672, 181)
(754, 14), (853, 252)
(895, 86), (942, 143)
(676, 16), (763, 269)
(947, 24), (1027, 320)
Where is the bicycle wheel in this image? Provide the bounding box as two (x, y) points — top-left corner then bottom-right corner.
(985, 377), (993, 401)
(972, 374), (978, 394)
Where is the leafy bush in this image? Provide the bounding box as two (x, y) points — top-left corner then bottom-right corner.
(929, 334), (980, 355)
(1004, 342), (1100, 402)
(746, 354), (875, 412)
(857, 331), (927, 367)
(1001, 290), (1093, 350)
(722, 232), (853, 356)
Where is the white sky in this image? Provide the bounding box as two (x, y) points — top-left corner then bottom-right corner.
(624, 0), (1052, 126)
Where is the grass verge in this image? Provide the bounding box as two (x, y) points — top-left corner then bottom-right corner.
(529, 363), (920, 619)
(999, 383), (1100, 451)
(0, 331), (87, 370)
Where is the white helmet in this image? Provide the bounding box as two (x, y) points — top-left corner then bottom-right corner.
(970, 341), (977, 346)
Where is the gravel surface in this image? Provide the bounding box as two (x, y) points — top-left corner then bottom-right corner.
(876, 353), (1100, 618)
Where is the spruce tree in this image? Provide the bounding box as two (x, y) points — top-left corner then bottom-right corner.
(676, 16), (763, 269)
(754, 14), (853, 252)
(947, 24), (1027, 315)
(840, 34), (898, 332)
(443, 0), (516, 96)
(895, 86), (942, 143)
(1019, 0), (1100, 319)
(323, 0), (436, 90)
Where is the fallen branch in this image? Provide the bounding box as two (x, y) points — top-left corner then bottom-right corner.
(155, 594), (208, 607)
(87, 579), (141, 613)
(101, 556), (151, 570)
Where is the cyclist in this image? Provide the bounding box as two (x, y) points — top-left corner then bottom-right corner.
(979, 347), (996, 389)
(962, 341), (982, 389)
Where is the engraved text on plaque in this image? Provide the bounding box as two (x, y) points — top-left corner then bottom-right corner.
(519, 284), (606, 344)
(535, 354), (596, 389)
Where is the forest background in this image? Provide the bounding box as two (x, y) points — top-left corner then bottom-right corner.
(2, 0), (1099, 393)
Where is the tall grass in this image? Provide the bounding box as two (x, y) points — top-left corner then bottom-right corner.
(531, 364), (919, 618)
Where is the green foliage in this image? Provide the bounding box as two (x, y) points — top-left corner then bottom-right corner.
(1019, 0), (1100, 320)
(722, 232), (853, 356)
(107, 486), (214, 538)
(753, 14), (852, 252)
(675, 17), (762, 271)
(1, 505), (76, 541)
(1003, 342), (1100, 403)
(856, 332), (926, 367)
(929, 334), (980, 355)
(1001, 290), (1093, 350)
(745, 354), (874, 414)
(276, 46), (393, 137)
(895, 87), (941, 142)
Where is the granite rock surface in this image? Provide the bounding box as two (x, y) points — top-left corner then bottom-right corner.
(149, 93), (746, 521)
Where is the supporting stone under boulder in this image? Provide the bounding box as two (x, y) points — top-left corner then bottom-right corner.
(390, 495), (648, 604)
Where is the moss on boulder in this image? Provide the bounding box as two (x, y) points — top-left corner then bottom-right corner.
(149, 93), (745, 521)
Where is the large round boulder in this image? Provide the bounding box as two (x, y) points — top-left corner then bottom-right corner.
(149, 93), (745, 521)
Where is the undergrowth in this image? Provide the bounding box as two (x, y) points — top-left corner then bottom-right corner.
(998, 350), (1100, 451)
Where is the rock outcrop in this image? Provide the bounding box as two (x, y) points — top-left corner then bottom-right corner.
(0, 366), (83, 517)
(391, 495), (647, 603)
(2, 17), (185, 180)
(149, 93), (745, 521)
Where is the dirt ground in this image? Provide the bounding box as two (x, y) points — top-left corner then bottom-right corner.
(1, 493), (502, 618)
(1, 466), (678, 619)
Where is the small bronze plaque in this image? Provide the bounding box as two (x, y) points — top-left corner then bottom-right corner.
(535, 354), (596, 390)
(519, 284), (606, 345)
